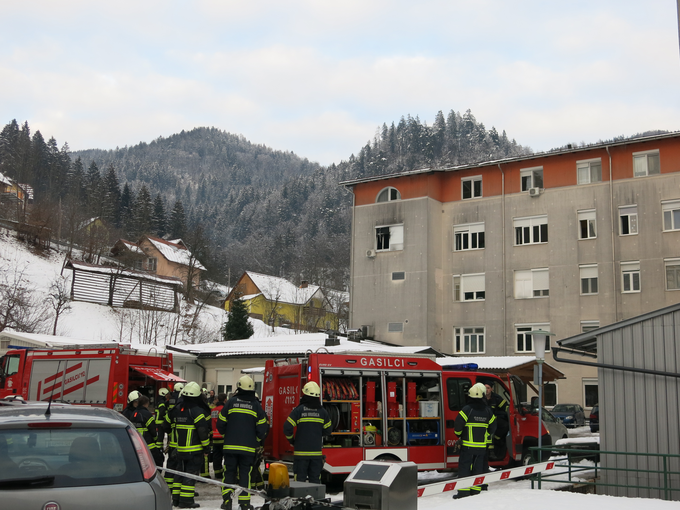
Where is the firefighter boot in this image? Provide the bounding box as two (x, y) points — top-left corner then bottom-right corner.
(220, 500), (232, 510)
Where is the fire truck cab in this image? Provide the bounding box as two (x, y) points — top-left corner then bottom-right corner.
(262, 351), (549, 475)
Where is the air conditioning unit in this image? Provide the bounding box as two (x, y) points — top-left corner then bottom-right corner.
(529, 187), (541, 197)
(361, 325), (374, 339)
(366, 248), (377, 258)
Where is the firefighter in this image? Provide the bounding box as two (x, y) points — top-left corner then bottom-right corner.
(166, 381), (211, 509)
(168, 382), (185, 412)
(200, 387), (212, 478)
(249, 393), (265, 491)
(484, 383), (509, 459)
(217, 375), (269, 510)
(452, 382), (496, 499)
(155, 387), (170, 466)
(211, 393), (227, 480)
(283, 381), (332, 484)
(131, 395), (162, 465)
(122, 390), (140, 421)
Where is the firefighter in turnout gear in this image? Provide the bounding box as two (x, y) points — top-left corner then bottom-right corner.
(452, 383), (496, 499)
(167, 381), (211, 509)
(131, 395), (162, 465)
(283, 381), (332, 484)
(484, 383), (509, 459)
(154, 388), (170, 466)
(168, 382), (184, 412)
(211, 393), (227, 480)
(217, 375), (270, 510)
(200, 387), (212, 478)
(122, 390), (140, 421)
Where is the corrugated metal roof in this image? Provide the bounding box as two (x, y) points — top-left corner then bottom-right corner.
(65, 260), (184, 286)
(246, 271), (321, 305)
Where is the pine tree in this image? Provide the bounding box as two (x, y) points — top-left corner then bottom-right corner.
(120, 183), (135, 237)
(133, 184), (153, 237)
(222, 295), (254, 340)
(152, 194), (167, 237)
(102, 164), (122, 227)
(169, 200), (187, 239)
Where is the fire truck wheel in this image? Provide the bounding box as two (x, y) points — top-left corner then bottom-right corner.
(521, 450), (535, 466)
(374, 454), (401, 462)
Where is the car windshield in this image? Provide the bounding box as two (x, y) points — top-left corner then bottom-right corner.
(552, 404), (575, 412)
(0, 427), (142, 488)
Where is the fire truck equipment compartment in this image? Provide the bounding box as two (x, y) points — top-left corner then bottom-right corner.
(344, 460), (417, 510)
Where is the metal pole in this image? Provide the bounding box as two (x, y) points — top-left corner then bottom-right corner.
(537, 359), (543, 459)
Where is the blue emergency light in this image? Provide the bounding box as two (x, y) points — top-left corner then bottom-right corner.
(441, 363), (478, 371)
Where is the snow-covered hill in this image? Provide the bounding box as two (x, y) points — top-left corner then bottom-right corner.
(0, 229), (293, 345)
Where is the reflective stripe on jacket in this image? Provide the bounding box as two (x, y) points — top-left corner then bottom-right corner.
(454, 400), (496, 449)
(283, 404), (332, 457)
(169, 399), (211, 455)
(217, 393), (269, 455)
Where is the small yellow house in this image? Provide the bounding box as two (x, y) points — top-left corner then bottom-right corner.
(112, 236), (206, 289)
(224, 271), (345, 332)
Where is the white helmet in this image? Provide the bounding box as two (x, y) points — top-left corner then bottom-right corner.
(158, 388), (169, 397)
(238, 375), (255, 391)
(182, 382), (202, 398)
(469, 383), (486, 399)
(303, 381), (321, 398)
(173, 382), (184, 393)
(128, 390), (141, 403)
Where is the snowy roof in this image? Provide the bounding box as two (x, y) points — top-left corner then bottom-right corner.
(0, 171), (11, 186)
(168, 333), (442, 358)
(146, 236), (207, 271)
(118, 239), (144, 255)
(245, 271), (321, 305)
(437, 355), (565, 382)
(65, 260), (184, 286)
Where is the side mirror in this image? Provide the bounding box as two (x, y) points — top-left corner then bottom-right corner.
(531, 396), (539, 408)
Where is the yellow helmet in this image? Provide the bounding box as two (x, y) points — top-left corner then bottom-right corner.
(303, 381), (321, 398)
(238, 375), (255, 391)
(158, 388), (169, 397)
(173, 382), (184, 393)
(182, 382), (202, 398)
(127, 390), (141, 403)
(469, 383), (486, 399)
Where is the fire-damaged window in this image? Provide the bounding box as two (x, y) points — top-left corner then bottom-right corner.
(376, 224), (404, 252)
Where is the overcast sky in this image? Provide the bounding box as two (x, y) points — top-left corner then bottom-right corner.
(1, 1), (679, 166)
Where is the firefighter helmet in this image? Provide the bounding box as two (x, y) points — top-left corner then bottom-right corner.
(127, 390), (141, 403)
(158, 388), (169, 397)
(238, 375), (255, 391)
(182, 381), (202, 397)
(173, 382), (184, 393)
(468, 382), (486, 399)
(302, 381), (321, 398)
(202, 387), (209, 395)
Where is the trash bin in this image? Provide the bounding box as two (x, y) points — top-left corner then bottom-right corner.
(343, 460), (417, 510)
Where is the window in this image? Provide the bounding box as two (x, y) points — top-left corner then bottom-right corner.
(515, 324), (550, 353)
(377, 187), (401, 202)
(619, 205), (638, 235)
(583, 379), (598, 408)
(453, 273), (485, 301)
(662, 200), (680, 231)
(447, 377), (474, 412)
(514, 268), (549, 299)
(520, 166), (543, 191)
(388, 322), (404, 333)
(580, 265), (598, 295)
(665, 258), (680, 290)
(454, 327), (485, 354)
(578, 210), (597, 239)
(514, 215), (548, 245)
(544, 383), (557, 407)
(376, 224), (404, 251)
(633, 150), (660, 177)
(146, 257), (157, 272)
(577, 159), (602, 184)
(581, 321), (599, 333)
(454, 222), (485, 251)
(462, 176), (482, 199)
(621, 261), (640, 293)
(392, 271), (405, 281)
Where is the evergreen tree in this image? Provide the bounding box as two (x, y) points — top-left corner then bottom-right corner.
(152, 194), (167, 237)
(169, 200), (187, 239)
(102, 164), (122, 227)
(222, 295), (254, 340)
(120, 183), (135, 237)
(133, 184), (153, 237)
(85, 161), (102, 217)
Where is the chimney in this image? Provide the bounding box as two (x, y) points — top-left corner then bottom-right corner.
(300, 281), (308, 288)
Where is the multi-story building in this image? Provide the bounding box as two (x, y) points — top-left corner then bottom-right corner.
(342, 132), (680, 407)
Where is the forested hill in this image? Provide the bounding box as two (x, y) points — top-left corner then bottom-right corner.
(1, 110), (532, 292)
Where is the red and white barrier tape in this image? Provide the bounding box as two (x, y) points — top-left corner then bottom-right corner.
(417, 461), (556, 497)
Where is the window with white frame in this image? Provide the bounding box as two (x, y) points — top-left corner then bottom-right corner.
(454, 222), (485, 251)
(581, 320), (599, 333)
(662, 200), (680, 231)
(388, 322), (404, 333)
(377, 187), (401, 202)
(621, 261), (640, 293)
(633, 150), (660, 177)
(453, 273), (485, 301)
(376, 224), (404, 251)
(520, 167), (544, 191)
(515, 324), (550, 353)
(514, 268), (549, 299)
(146, 257), (157, 272)
(462, 176), (482, 199)
(665, 258), (680, 290)
(619, 205), (638, 235)
(583, 378), (598, 408)
(454, 327), (485, 354)
(577, 159), (602, 185)
(578, 210), (597, 239)
(514, 215), (548, 245)
(580, 264), (598, 295)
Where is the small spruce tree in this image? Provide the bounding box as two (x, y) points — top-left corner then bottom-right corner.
(223, 295), (254, 340)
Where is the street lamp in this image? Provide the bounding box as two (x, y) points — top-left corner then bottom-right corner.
(532, 329), (555, 463)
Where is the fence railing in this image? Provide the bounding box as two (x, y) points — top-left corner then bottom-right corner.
(527, 445), (680, 501)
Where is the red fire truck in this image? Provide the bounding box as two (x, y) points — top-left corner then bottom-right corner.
(262, 352), (551, 475)
(0, 343), (185, 411)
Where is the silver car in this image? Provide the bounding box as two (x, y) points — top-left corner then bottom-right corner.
(0, 404), (172, 510)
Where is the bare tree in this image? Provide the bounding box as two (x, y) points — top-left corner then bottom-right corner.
(0, 263), (49, 333)
(47, 275), (72, 335)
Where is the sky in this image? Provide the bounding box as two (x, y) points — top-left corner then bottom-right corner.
(1, 1), (679, 166)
